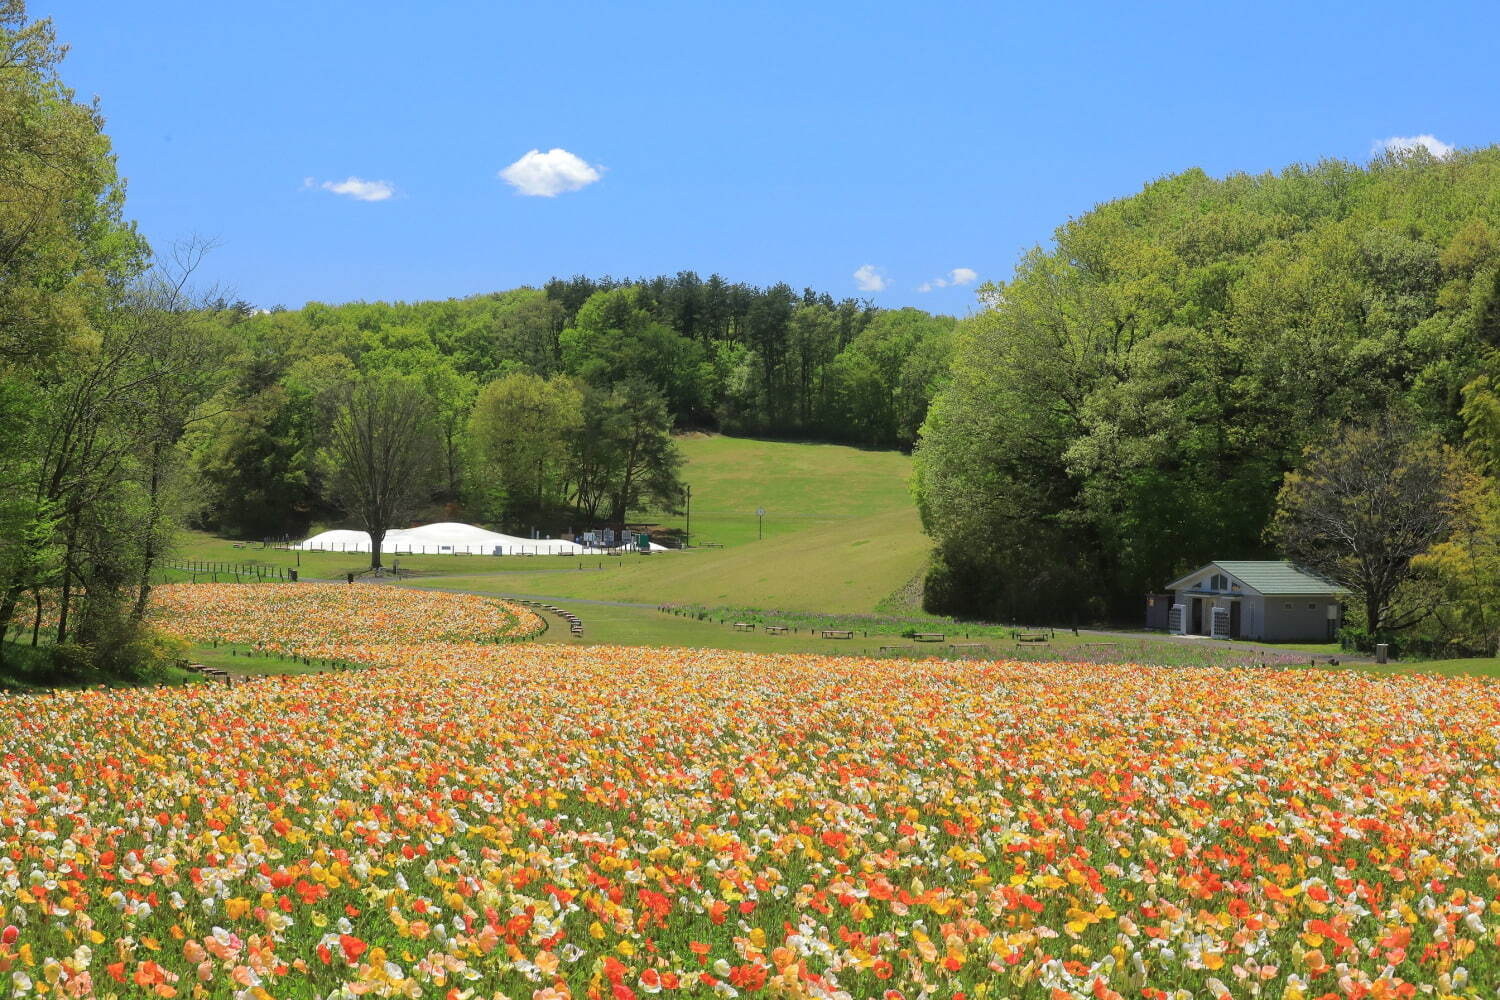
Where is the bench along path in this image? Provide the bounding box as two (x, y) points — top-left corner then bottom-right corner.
(511, 598), (585, 638)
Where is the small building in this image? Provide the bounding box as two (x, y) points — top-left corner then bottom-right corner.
(1162, 561), (1347, 641)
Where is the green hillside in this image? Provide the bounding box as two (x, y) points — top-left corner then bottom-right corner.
(636, 434), (919, 546)
(415, 506), (926, 614)
(413, 435), (930, 614)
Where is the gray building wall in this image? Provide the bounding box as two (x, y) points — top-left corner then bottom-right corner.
(1261, 597), (1341, 642)
(1238, 595), (1267, 641)
(1167, 590), (1342, 641)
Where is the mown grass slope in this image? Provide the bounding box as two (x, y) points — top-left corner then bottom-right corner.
(173, 435), (930, 615)
(638, 434), (920, 547)
(418, 435), (929, 613)
(413, 505), (927, 614)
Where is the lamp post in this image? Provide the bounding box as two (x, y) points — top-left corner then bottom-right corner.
(684, 485), (691, 549)
(757, 506), (765, 541)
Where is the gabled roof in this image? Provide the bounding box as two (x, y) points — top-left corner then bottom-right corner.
(1166, 560), (1349, 595)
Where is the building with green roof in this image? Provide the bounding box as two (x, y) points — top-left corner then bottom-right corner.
(1160, 561), (1348, 641)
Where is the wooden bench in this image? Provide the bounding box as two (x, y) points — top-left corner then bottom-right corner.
(1083, 642), (1118, 649)
(732, 622), (755, 632)
(949, 643), (989, 653)
(879, 644), (913, 653)
(1017, 631), (1051, 643)
(764, 625), (788, 635)
(913, 633), (946, 642)
(820, 629), (854, 639)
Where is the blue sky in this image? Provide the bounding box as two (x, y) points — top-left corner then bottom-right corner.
(38, 0), (1500, 314)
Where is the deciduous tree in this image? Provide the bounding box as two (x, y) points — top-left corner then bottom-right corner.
(322, 375), (439, 571)
(1272, 415), (1461, 636)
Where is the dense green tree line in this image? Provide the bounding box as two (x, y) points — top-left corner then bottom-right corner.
(190, 278), (956, 539)
(915, 149), (1500, 648)
(0, 2), (215, 677)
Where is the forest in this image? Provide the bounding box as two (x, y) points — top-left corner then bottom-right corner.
(914, 148), (1500, 653)
(188, 273), (956, 539)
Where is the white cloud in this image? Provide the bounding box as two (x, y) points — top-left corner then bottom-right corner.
(853, 264), (889, 293)
(499, 148), (603, 197)
(918, 266), (979, 292)
(320, 177), (396, 201)
(1373, 134), (1455, 159)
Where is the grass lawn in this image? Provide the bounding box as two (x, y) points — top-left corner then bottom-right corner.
(492, 603), (1319, 668)
(403, 506), (927, 614)
(172, 434), (933, 615)
(1323, 655), (1500, 678)
(635, 434), (918, 547)
(184, 642), (347, 677)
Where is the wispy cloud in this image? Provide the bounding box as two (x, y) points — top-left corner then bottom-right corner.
(853, 264), (889, 293)
(319, 176), (396, 201)
(499, 148), (603, 197)
(918, 266), (979, 292)
(1373, 134), (1455, 159)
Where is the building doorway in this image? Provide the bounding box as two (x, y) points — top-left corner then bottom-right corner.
(1191, 598), (1203, 635)
(1229, 602), (1242, 639)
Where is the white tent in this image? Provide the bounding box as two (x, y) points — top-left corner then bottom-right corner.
(293, 522), (588, 555)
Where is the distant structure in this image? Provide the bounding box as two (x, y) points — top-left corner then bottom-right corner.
(1160, 561), (1347, 641)
(294, 522), (669, 556)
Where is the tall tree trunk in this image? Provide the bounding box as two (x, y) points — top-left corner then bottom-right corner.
(56, 524), (76, 645)
(0, 580), (24, 650)
(369, 526), (385, 571)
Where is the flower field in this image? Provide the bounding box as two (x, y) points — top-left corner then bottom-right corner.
(149, 585), (547, 651)
(3, 586), (1500, 998)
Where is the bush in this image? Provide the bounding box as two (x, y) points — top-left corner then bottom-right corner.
(49, 642), (94, 682)
(113, 627), (188, 681)
(1338, 625), (1480, 660)
(48, 624), (186, 685)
